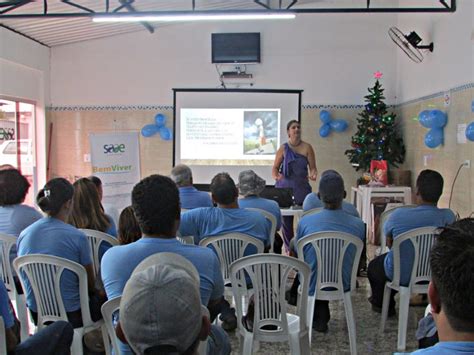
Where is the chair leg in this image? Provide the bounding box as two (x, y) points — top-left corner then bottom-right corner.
(102, 323), (111, 355)
(343, 292), (357, 355)
(380, 283), (391, 332)
(242, 333), (254, 355)
(306, 295), (315, 345)
(397, 287), (411, 351)
(71, 329), (84, 355)
(15, 293), (29, 341)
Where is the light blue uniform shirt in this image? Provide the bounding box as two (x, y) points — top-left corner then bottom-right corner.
(0, 280), (15, 328)
(238, 196), (282, 230)
(409, 342), (474, 354)
(179, 207), (270, 249)
(383, 205), (455, 285)
(302, 193), (360, 218)
(17, 217), (92, 312)
(296, 209), (365, 296)
(179, 186), (213, 210)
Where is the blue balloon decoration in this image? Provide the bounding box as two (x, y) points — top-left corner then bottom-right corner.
(429, 110), (447, 128)
(141, 124), (159, 137)
(424, 128), (443, 148)
(319, 110), (331, 124)
(418, 110), (433, 128)
(466, 122), (474, 141)
(330, 119), (348, 132)
(319, 123), (331, 138)
(154, 113), (166, 127)
(159, 126), (173, 141)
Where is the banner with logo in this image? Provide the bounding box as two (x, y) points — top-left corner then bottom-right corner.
(89, 132), (140, 221)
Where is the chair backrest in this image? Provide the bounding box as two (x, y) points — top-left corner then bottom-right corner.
(378, 205), (416, 250)
(101, 297), (122, 355)
(199, 233), (264, 284)
(230, 254), (310, 341)
(13, 254), (92, 330)
(80, 229), (118, 277)
(301, 207), (323, 218)
(391, 226), (438, 289)
(245, 208), (277, 252)
(0, 233), (16, 296)
(176, 231), (195, 245)
(0, 316), (6, 355)
(296, 231), (364, 298)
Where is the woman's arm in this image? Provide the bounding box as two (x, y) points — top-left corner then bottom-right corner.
(306, 143), (318, 181)
(272, 145), (284, 181)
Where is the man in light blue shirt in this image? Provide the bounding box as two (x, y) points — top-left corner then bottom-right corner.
(410, 218), (474, 354)
(295, 170), (365, 333)
(303, 192), (360, 218)
(368, 170), (456, 315)
(171, 164), (213, 209)
(101, 174), (230, 355)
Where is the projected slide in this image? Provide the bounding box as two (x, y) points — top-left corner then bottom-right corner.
(181, 108), (279, 161)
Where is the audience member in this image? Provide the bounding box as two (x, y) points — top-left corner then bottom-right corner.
(88, 175), (120, 226)
(1, 279), (74, 354)
(0, 168), (42, 266)
(302, 190), (360, 218)
(410, 218), (474, 354)
(117, 253), (211, 355)
(293, 170), (365, 333)
(17, 178), (104, 328)
(368, 170), (455, 315)
(101, 174), (230, 355)
(170, 164), (213, 209)
(117, 206), (141, 245)
(237, 169), (283, 253)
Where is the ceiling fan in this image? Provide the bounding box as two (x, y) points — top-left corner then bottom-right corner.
(388, 27), (434, 63)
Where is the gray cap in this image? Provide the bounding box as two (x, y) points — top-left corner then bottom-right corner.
(238, 170), (266, 197)
(318, 170), (345, 203)
(120, 253), (204, 354)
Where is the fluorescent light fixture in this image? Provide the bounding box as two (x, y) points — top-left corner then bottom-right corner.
(93, 13), (295, 22)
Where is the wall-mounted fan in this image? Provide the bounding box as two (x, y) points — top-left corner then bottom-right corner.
(388, 27), (434, 63)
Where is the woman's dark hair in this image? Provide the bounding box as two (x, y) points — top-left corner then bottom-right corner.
(87, 175), (102, 188)
(0, 168), (30, 206)
(36, 178), (74, 217)
(286, 120), (300, 131)
(118, 206), (142, 245)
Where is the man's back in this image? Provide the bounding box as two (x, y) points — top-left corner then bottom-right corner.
(179, 186), (213, 210)
(238, 196), (282, 230)
(302, 193), (360, 218)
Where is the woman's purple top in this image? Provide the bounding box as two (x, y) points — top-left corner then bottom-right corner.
(275, 143), (312, 205)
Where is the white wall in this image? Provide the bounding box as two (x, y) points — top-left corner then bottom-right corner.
(396, 1), (473, 102)
(50, 13), (399, 106)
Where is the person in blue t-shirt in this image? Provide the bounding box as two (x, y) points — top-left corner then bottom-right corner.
(368, 170), (456, 315)
(237, 169), (283, 253)
(302, 191), (360, 218)
(101, 174), (230, 355)
(410, 218), (474, 354)
(17, 178), (104, 328)
(171, 164), (213, 210)
(294, 170), (365, 333)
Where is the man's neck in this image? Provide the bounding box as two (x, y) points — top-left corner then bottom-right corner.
(436, 313), (474, 342)
(217, 202), (239, 209)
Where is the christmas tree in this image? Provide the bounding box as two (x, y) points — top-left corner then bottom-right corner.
(345, 72), (405, 171)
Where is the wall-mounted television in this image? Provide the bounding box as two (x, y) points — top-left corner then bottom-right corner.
(211, 32), (261, 64)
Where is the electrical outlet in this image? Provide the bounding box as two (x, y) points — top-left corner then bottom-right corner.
(463, 160), (471, 168)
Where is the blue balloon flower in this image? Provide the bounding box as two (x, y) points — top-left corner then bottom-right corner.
(330, 119), (348, 132)
(429, 110), (447, 128)
(141, 124), (159, 137)
(466, 122), (474, 141)
(319, 110), (331, 124)
(159, 126), (173, 141)
(154, 113), (166, 127)
(424, 128), (443, 148)
(319, 123), (331, 138)
(418, 110), (433, 128)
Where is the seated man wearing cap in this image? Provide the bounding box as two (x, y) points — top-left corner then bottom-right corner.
(237, 169), (283, 253)
(117, 253), (212, 355)
(171, 164), (213, 210)
(294, 170), (365, 333)
(101, 175), (230, 355)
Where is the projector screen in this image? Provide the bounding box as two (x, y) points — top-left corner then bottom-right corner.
(173, 89), (302, 185)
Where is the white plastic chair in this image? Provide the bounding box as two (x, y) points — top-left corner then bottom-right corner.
(0, 232), (29, 341)
(380, 226), (438, 351)
(0, 316), (6, 354)
(199, 233), (264, 297)
(101, 296), (122, 355)
(245, 208), (277, 253)
(176, 231), (195, 245)
(377, 205), (416, 255)
(296, 231), (363, 354)
(230, 254), (311, 355)
(301, 207), (323, 218)
(13, 254), (104, 355)
(79, 229), (118, 278)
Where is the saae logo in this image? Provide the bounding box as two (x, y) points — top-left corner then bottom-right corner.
(103, 143), (125, 154)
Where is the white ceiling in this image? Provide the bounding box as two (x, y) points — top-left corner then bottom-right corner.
(0, 0), (454, 47)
